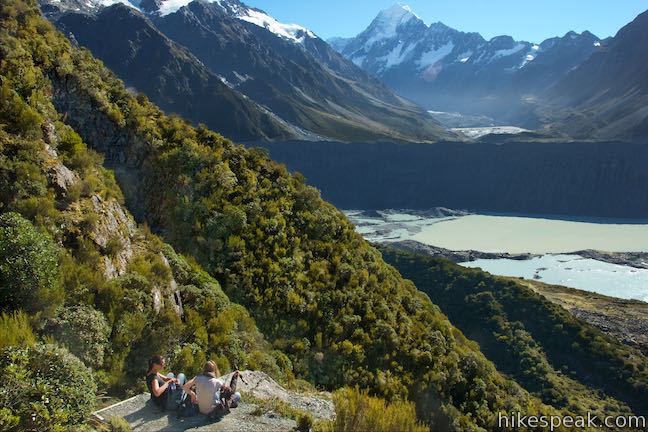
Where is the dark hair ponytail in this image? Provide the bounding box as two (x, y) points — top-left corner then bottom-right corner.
(146, 354), (164, 376)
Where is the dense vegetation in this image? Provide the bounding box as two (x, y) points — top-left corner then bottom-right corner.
(0, 344), (97, 431)
(0, 1), (289, 428)
(380, 246), (648, 419)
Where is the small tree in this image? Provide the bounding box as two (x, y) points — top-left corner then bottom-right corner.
(0, 311), (36, 349)
(0, 212), (62, 316)
(45, 305), (111, 369)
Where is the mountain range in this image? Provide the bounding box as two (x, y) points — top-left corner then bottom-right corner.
(39, 0), (648, 142)
(40, 0), (454, 143)
(331, 4), (648, 140)
(329, 5), (603, 128)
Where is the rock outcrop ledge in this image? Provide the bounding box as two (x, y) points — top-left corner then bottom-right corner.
(93, 371), (334, 431)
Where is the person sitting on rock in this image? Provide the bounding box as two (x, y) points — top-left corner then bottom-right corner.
(145, 354), (186, 411)
(182, 360), (241, 417)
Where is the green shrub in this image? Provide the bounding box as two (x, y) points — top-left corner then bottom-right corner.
(0, 81), (43, 139)
(108, 417), (133, 432)
(0, 310), (36, 349)
(331, 387), (427, 432)
(104, 235), (125, 258)
(0, 343), (97, 431)
(296, 412), (314, 432)
(0, 212), (62, 316)
(44, 305), (111, 369)
(57, 128), (84, 157)
(170, 343), (206, 378)
(0, 408), (20, 431)
(123, 308), (184, 380)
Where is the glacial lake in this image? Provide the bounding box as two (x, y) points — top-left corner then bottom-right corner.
(345, 210), (648, 302)
(411, 214), (648, 253)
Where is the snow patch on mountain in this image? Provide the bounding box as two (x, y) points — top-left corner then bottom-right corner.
(417, 42), (454, 69)
(140, 0), (317, 44)
(376, 4), (418, 36)
(379, 42), (417, 70)
(62, 0), (137, 10)
(156, 0), (190, 15)
(238, 8), (315, 43)
(518, 45), (540, 68)
(457, 51), (473, 63)
(490, 43), (525, 62)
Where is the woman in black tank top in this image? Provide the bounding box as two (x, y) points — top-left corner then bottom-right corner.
(145, 355), (185, 411)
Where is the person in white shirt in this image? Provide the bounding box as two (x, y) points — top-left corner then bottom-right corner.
(182, 360), (241, 416)
(183, 361), (223, 415)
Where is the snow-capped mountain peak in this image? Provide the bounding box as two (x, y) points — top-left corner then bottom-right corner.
(370, 4), (422, 40)
(330, 3), (603, 126)
(42, 0), (317, 44)
(377, 4), (419, 24)
(334, 2), (603, 76)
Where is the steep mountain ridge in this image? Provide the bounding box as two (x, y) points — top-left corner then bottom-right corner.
(541, 9), (648, 140)
(43, 2), (303, 142)
(151, 0), (453, 143)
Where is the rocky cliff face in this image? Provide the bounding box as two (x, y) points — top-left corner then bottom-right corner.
(41, 118), (138, 279)
(47, 68), (197, 322)
(259, 139), (648, 218)
(49, 72), (152, 220)
(39, 113), (183, 312)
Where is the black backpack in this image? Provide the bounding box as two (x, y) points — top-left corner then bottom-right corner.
(177, 392), (198, 418)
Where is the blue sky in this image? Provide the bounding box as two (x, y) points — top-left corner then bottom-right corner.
(249, 0), (647, 42)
